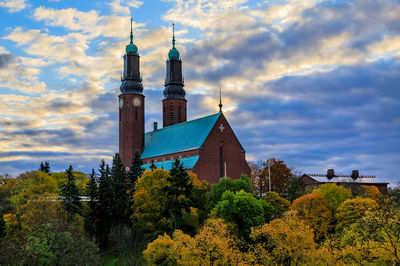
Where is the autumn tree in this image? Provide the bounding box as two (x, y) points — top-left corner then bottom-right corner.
(212, 190), (273, 239)
(314, 183), (352, 213)
(361, 185), (381, 200)
(205, 175), (252, 213)
(250, 158), (292, 196)
(132, 169), (172, 238)
(336, 197), (378, 232)
(60, 165), (82, 221)
(249, 211), (316, 265)
(291, 192), (333, 240)
(262, 191), (290, 219)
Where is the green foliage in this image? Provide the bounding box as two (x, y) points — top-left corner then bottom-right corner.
(110, 153), (129, 226)
(162, 159), (194, 232)
(286, 176), (302, 202)
(60, 165), (82, 220)
(52, 170), (89, 194)
(213, 190), (273, 238)
(132, 169), (172, 238)
(128, 151), (144, 196)
(39, 161), (50, 174)
(97, 160), (113, 248)
(314, 183), (352, 212)
(0, 215), (6, 239)
(262, 191), (290, 219)
(336, 197), (378, 232)
(22, 223), (101, 265)
(206, 175), (252, 213)
(85, 169), (98, 238)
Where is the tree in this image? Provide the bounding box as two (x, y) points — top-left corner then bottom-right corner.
(336, 197), (378, 232)
(85, 169), (98, 238)
(205, 175), (252, 213)
(128, 151), (144, 196)
(286, 176), (302, 202)
(213, 190), (273, 239)
(291, 192), (333, 241)
(150, 162), (157, 171)
(96, 160), (113, 247)
(249, 211), (316, 265)
(60, 165), (82, 221)
(110, 153), (129, 226)
(132, 169), (172, 238)
(162, 159), (193, 231)
(314, 183), (352, 213)
(361, 185), (381, 200)
(39, 162), (50, 174)
(250, 158), (292, 196)
(262, 191), (290, 219)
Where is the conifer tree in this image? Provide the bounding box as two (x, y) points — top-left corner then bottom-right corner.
(128, 151), (144, 195)
(162, 159), (193, 231)
(111, 153), (129, 226)
(150, 161), (157, 171)
(97, 160), (113, 248)
(60, 165), (82, 221)
(44, 161), (50, 174)
(85, 169), (98, 238)
(39, 162), (44, 172)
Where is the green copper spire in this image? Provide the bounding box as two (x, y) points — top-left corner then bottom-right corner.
(126, 17), (138, 54)
(168, 22), (180, 60)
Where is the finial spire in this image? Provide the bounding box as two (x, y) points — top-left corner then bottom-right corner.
(219, 87), (223, 112)
(130, 17), (133, 44)
(172, 22), (176, 48)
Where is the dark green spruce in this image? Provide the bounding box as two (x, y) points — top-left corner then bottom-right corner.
(60, 165), (82, 221)
(128, 151), (144, 195)
(85, 169), (98, 238)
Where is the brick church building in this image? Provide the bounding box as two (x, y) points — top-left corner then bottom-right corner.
(118, 23), (250, 184)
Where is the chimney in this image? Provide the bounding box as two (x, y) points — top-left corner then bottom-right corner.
(351, 170), (359, 179)
(327, 169), (335, 179)
(153, 122), (158, 131)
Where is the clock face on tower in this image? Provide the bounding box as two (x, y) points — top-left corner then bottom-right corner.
(132, 97), (141, 107)
(119, 98), (123, 109)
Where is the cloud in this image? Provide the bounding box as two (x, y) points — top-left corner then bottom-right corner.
(0, 53), (15, 68)
(0, 0), (27, 12)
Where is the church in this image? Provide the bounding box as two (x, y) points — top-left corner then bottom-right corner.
(118, 23), (250, 184)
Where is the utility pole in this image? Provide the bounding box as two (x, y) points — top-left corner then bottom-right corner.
(268, 159), (271, 192)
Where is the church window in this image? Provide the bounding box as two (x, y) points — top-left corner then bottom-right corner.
(178, 107), (182, 123)
(170, 110), (174, 124)
(219, 143), (223, 177)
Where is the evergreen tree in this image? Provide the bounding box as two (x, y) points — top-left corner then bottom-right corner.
(162, 159), (193, 231)
(60, 165), (82, 220)
(287, 176), (302, 203)
(150, 161), (157, 171)
(111, 153), (129, 226)
(97, 160), (113, 248)
(85, 169), (98, 238)
(128, 151), (144, 195)
(44, 161), (50, 174)
(39, 162), (45, 172)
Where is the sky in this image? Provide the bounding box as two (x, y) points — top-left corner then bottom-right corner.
(0, 0), (399, 186)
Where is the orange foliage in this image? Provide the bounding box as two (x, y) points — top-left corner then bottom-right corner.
(291, 192), (333, 240)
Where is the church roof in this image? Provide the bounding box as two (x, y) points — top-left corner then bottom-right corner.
(142, 156), (199, 171)
(141, 113), (221, 159)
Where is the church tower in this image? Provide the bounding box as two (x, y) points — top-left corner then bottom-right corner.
(119, 18), (145, 168)
(163, 23), (187, 127)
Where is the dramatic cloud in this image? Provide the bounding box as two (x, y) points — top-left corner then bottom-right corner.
(0, 0), (398, 186)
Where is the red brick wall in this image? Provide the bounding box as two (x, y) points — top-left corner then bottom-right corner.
(162, 98), (187, 127)
(193, 113), (250, 184)
(119, 93), (145, 168)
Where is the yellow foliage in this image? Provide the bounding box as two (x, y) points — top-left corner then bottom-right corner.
(361, 185), (381, 200)
(249, 211), (316, 265)
(336, 197), (378, 232)
(291, 193), (333, 240)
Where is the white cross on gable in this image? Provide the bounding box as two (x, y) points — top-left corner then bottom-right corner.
(219, 124), (225, 132)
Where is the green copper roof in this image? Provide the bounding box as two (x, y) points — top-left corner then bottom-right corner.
(142, 156), (200, 171)
(126, 43), (138, 54)
(168, 47), (180, 59)
(126, 17), (138, 54)
(141, 113), (221, 159)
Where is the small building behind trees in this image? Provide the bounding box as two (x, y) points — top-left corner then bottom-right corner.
(300, 169), (388, 194)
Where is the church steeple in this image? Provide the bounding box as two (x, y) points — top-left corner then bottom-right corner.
(163, 23), (187, 127)
(120, 17), (142, 94)
(119, 17), (145, 168)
